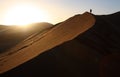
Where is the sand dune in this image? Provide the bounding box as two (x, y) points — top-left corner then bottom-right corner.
(0, 12), (95, 73)
(0, 23), (53, 53)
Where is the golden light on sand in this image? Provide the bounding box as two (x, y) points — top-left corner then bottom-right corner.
(3, 4), (50, 26)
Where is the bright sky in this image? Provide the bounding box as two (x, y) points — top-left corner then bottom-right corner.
(0, 0), (120, 25)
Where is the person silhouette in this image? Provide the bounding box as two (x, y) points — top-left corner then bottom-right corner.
(90, 9), (92, 13)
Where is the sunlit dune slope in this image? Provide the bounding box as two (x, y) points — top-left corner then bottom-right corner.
(0, 23), (53, 53)
(1, 11), (120, 77)
(0, 12), (95, 73)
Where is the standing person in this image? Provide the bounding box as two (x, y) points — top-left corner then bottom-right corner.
(90, 9), (92, 13)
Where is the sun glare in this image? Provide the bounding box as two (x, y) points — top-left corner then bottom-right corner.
(3, 4), (50, 26)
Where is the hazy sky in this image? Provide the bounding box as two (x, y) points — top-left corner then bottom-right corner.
(0, 0), (120, 25)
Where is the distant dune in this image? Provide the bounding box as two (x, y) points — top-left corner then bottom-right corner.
(0, 23), (53, 53)
(1, 11), (120, 77)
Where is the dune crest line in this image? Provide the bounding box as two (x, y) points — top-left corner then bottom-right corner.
(0, 12), (95, 73)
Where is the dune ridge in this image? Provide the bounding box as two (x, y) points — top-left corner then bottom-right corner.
(0, 12), (95, 73)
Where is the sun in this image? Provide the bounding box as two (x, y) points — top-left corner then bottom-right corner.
(3, 4), (50, 26)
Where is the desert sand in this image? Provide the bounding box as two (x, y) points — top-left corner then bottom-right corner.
(0, 12), (95, 73)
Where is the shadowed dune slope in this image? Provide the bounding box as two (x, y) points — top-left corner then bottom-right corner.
(1, 11), (120, 77)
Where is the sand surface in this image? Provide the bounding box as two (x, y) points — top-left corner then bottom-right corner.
(0, 12), (95, 73)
